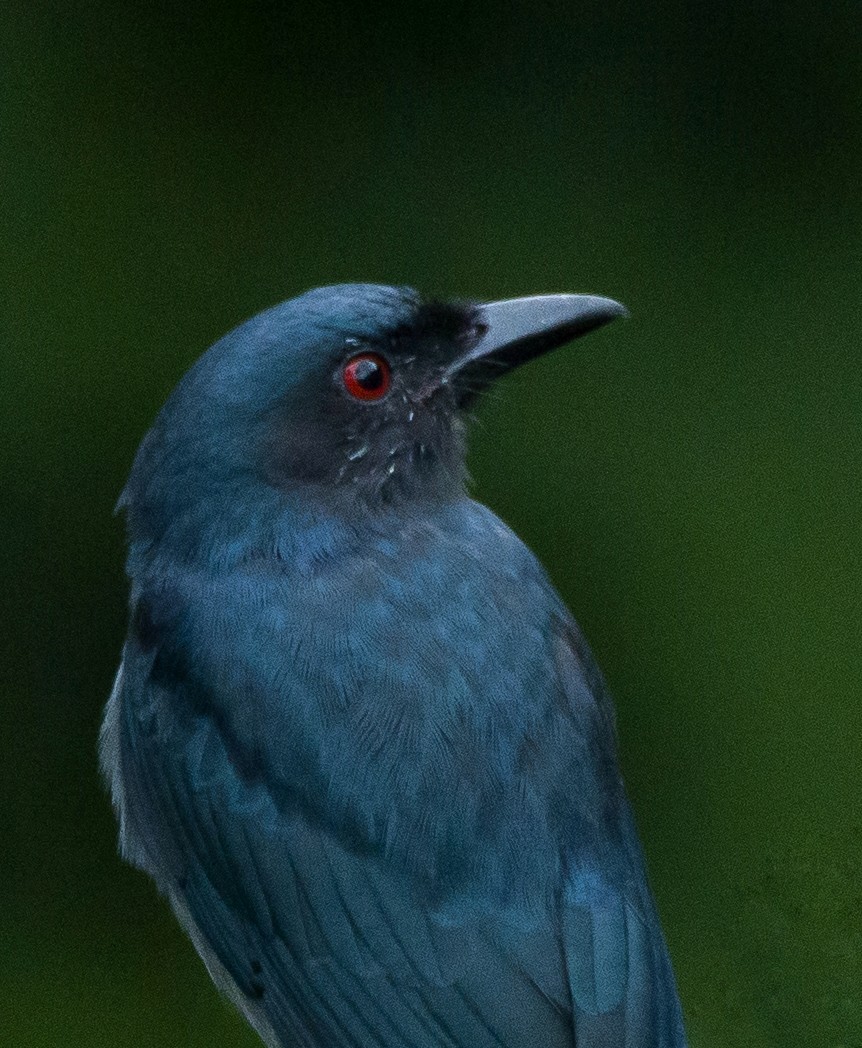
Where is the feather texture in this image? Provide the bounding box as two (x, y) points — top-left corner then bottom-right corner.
(103, 503), (686, 1048)
(101, 284), (686, 1047)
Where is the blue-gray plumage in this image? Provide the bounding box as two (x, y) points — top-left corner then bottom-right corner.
(101, 284), (687, 1047)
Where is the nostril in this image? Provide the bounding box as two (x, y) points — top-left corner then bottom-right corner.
(462, 321), (488, 344)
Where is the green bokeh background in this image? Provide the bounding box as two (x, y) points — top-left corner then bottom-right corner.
(3, 4), (861, 1046)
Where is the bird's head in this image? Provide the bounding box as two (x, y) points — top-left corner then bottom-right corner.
(122, 284), (625, 557)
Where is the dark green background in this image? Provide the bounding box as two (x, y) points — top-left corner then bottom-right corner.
(3, 3), (860, 1046)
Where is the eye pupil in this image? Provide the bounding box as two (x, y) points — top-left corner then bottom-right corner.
(343, 353), (391, 401)
(353, 358), (383, 389)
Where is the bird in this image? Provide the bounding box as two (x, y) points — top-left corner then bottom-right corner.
(101, 283), (687, 1048)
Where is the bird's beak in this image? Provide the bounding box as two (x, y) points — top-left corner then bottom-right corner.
(445, 293), (627, 403)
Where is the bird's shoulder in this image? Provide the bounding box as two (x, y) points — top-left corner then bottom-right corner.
(126, 505), (611, 801)
(121, 499), (623, 846)
(106, 503), (686, 1046)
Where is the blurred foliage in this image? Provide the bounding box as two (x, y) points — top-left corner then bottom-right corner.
(2, 2), (861, 1046)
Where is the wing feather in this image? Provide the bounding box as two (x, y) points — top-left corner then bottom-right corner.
(109, 606), (687, 1048)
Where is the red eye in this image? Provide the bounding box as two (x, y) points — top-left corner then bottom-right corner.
(342, 353), (391, 401)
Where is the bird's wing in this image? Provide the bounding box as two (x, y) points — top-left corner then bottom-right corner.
(549, 621), (688, 1047)
(112, 618), (685, 1048)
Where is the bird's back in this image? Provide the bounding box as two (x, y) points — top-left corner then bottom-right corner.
(103, 497), (686, 1047)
